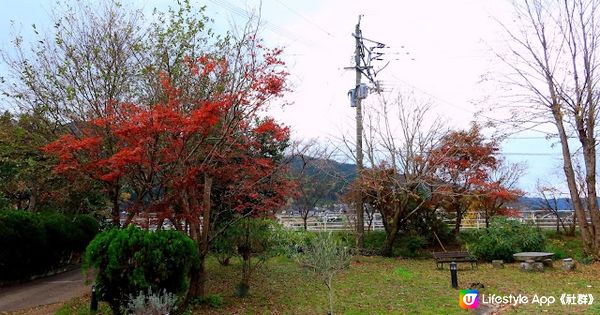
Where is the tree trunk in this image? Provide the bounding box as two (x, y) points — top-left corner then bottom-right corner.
(326, 275), (334, 315)
(302, 212), (308, 230)
(111, 184), (120, 227)
(188, 175), (213, 299)
(382, 225), (399, 257)
(188, 253), (207, 298)
(238, 218), (251, 297)
(551, 105), (596, 255)
(27, 187), (37, 212)
(454, 208), (462, 235)
(238, 249), (251, 297)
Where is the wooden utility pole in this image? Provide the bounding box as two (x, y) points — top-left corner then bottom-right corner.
(354, 15), (365, 251)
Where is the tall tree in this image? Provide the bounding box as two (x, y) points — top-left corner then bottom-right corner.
(469, 161), (524, 228)
(0, 111), (104, 213)
(1, 0), (215, 225)
(497, 0), (600, 258)
(44, 38), (292, 299)
(345, 92), (446, 256)
(429, 124), (499, 234)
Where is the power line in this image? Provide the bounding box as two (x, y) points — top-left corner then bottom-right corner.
(208, 0), (316, 46)
(386, 74), (556, 137)
(271, 0), (333, 38)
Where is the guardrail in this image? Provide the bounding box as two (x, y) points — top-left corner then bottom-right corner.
(118, 212), (578, 232)
(276, 213), (578, 231)
(277, 216), (385, 231)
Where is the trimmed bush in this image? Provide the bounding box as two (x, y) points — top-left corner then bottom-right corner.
(0, 210), (47, 280)
(466, 216), (546, 262)
(0, 210), (99, 282)
(84, 226), (199, 313)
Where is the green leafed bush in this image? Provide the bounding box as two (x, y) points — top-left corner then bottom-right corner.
(84, 226), (199, 313)
(466, 216), (546, 262)
(0, 210), (99, 282)
(0, 210), (47, 280)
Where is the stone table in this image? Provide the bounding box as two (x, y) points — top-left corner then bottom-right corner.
(513, 252), (554, 262)
(513, 252), (554, 271)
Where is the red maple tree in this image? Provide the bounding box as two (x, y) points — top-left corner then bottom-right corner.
(429, 124), (521, 233)
(44, 39), (294, 297)
(470, 181), (523, 227)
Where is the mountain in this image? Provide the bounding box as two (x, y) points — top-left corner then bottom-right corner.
(287, 155), (356, 204)
(286, 156), (583, 211)
(518, 196), (600, 210)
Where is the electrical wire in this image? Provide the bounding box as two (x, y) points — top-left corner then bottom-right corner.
(271, 0), (333, 38)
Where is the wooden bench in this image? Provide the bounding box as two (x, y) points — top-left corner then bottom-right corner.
(432, 251), (477, 269)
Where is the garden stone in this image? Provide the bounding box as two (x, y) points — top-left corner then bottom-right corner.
(520, 260), (533, 272)
(532, 262), (544, 272)
(542, 259), (553, 268)
(492, 260), (504, 269)
(562, 258), (576, 271)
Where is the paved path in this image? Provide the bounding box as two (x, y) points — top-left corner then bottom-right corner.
(0, 268), (90, 313)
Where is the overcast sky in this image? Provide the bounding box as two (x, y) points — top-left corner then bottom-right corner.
(0, 0), (571, 195)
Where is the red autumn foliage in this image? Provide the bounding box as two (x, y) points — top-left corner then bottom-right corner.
(471, 180), (524, 226)
(43, 35), (295, 299)
(43, 45), (294, 236)
(429, 124), (522, 232)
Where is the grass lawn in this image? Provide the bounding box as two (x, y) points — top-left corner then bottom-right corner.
(51, 255), (600, 315)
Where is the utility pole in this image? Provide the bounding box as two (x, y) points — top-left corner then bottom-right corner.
(354, 15), (365, 251)
(346, 15), (386, 252)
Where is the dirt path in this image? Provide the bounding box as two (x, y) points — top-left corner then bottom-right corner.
(0, 268), (90, 313)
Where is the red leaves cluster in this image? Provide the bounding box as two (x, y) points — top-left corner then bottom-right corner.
(472, 180), (523, 217)
(428, 124), (522, 219)
(43, 44), (294, 223)
(429, 124), (499, 188)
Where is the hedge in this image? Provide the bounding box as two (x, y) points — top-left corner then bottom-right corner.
(0, 210), (100, 282)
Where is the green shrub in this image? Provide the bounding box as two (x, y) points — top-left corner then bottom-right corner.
(544, 231), (584, 261)
(41, 213), (77, 266)
(0, 195), (10, 210)
(0, 210), (47, 280)
(466, 217), (546, 262)
(274, 228), (317, 256)
(363, 231), (387, 254)
(362, 231), (429, 257)
(0, 211), (100, 282)
(458, 229), (479, 246)
(330, 231), (355, 248)
(545, 242), (568, 260)
(72, 214), (100, 251)
(396, 234), (428, 258)
(84, 226), (199, 313)
(577, 255), (594, 265)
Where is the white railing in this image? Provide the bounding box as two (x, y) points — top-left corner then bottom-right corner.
(277, 212), (578, 231)
(277, 215), (385, 231)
